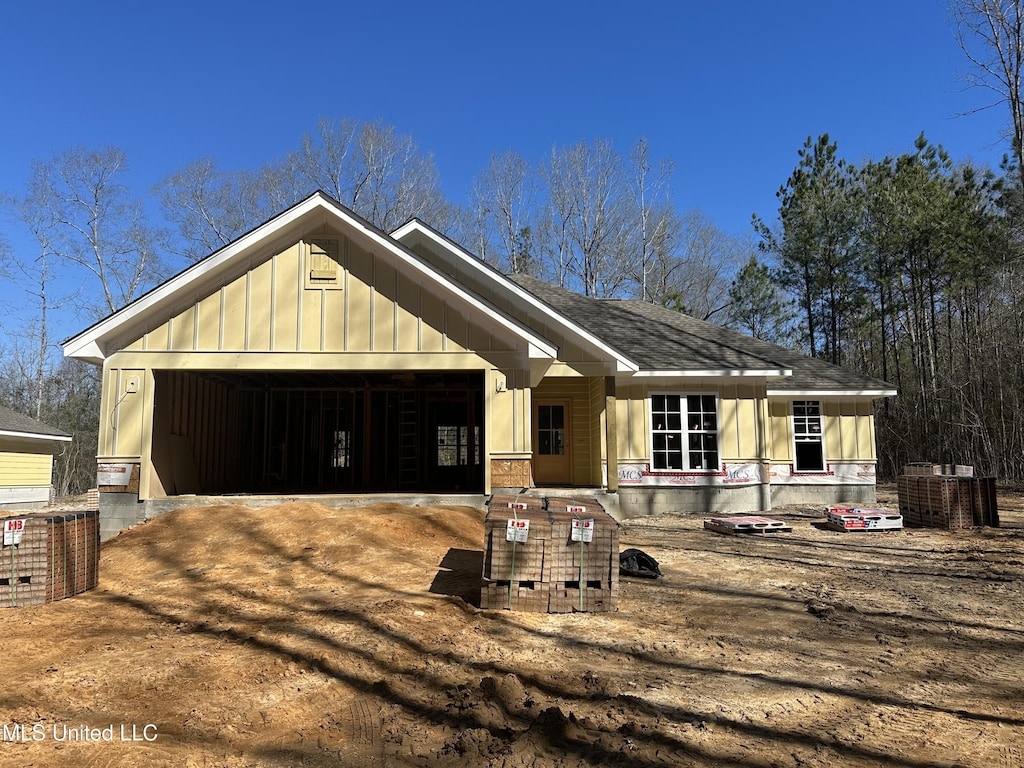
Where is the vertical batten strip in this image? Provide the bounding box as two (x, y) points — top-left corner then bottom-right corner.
(218, 286), (226, 351)
(270, 253), (277, 351)
(244, 270), (251, 352)
(393, 267), (399, 352)
(369, 253), (375, 352)
(296, 241), (304, 352)
(192, 303), (199, 351)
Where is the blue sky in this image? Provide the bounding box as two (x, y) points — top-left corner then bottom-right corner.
(0, 0), (1011, 336)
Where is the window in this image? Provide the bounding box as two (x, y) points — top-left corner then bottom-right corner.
(793, 400), (825, 472)
(436, 425), (479, 466)
(651, 394), (719, 471)
(332, 430), (351, 468)
(536, 404), (566, 456)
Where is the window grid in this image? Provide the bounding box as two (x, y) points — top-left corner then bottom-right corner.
(793, 400), (825, 472)
(651, 394), (719, 472)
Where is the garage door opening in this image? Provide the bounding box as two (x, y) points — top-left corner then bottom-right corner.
(151, 370), (484, 496)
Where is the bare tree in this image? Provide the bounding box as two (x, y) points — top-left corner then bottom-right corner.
(540, 140), (632, 297)
(954, 0), (1024, 187)
(25, 147), (168, 316)
(290, 118), (452, 232)
(629, 138), (676, 302)
(468, 151), (537, 273)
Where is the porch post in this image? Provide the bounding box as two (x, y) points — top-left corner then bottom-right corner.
(605, 376), (618, 492)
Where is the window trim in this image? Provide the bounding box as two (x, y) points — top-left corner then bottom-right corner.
(648, 391), (721, 474)
(791, 399), (827, 473)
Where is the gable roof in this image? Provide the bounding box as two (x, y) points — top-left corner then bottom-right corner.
(389, 219), (639, 373)
(63, 192), (557, 364)
(508, 275), (897, 396)
(0, 405), (72, 442)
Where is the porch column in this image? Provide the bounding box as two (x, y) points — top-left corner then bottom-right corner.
(605, 376), (618, 492)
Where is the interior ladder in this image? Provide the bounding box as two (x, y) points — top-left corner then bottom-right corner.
(398, 391), (419, 489)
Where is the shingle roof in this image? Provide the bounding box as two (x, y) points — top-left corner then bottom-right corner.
(0, 405), (71, 440)
(508, 274), (895, 394)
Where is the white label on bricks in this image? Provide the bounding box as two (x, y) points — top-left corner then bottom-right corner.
(571, 518), (594, 542)
(506, 518), (530, 542)
(566, 505), (587, 514)
(506, 501), (529, 510)
(3, 519), (26, 546)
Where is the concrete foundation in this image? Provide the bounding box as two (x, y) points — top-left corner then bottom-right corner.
(99, 482), (881, 540)
(99, 491), (490, 541)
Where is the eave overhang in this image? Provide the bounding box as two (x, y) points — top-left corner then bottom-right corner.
(63, 193), (557, 365)
(390, 220), (640, 373)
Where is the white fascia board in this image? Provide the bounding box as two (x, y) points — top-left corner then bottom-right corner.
(368, 223), (556, 360)
(767, 389), (898, 397)
(391, 221), (639, 372)
(63, 194), (556, 363)
(633, 368), (793, 378)
(62, 339), (105, 365)
(0, 430), (72, 442)
(63, 195), (328, 362)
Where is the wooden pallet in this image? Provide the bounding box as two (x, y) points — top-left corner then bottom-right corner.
(704, 516), (792, 535)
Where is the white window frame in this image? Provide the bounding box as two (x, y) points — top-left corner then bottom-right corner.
(792, 400), (826, 472)
(649, 392), (720, 473)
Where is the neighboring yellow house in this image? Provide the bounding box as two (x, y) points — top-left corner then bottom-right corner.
(0, 405), (71, 509)
(63, 192), (896, 539)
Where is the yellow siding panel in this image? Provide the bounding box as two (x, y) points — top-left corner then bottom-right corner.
(273, 245), (301, 351)
(468, 322), (491, 353)
(420, 294), (445, 352)
(719, 390), (739, 460)
(170, 306), (195, 351)
(396, 271), (420, 352)
(248, 259), (273, 350)
(446, 306), (468, 352)
(222, 277), (247, 350)
(196, 291), (220, 350)
(858, 401), (876, 459)
(823, 401), (841, 459)
(124, 336), (145, 351)
(373, 259), (397, 352)
(769, 401), (792, 462)
(146, 322), (169, 352)
(735, 397), (758, 459)
(300, 288), (324, 352)
(114, 369), (145, 457)
(323, 286), (345, 351)
(347, 246), (373, 351)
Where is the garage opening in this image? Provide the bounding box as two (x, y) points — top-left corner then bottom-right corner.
(151, 370), (484, 496)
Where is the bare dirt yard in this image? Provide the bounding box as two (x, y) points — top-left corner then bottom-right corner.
(1, 485), (1023, 767)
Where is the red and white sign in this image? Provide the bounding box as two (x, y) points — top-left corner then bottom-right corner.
(3, 518), (26, 546)
(506, 501), (529, 510)
(570, 518), (594, 542)
(506, 518), (530, 543)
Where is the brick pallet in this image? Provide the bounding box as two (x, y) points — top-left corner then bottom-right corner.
(896, 475), (998, 529)
(481, 495), (618, 613)
(1, 510), (101, 608)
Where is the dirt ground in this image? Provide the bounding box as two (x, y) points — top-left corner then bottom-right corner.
(0, 485), (1022, 767)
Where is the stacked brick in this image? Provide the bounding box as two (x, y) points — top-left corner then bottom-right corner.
(897, 466), (998, 529)
(481, 495), (618, 613)
(1, 510), (100, 608)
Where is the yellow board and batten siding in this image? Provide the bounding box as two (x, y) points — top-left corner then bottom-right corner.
(103, 233), (530, 480)
(768, 398), (878, 464)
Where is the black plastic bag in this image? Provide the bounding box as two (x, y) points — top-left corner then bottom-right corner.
(619, 548), (662, 579)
